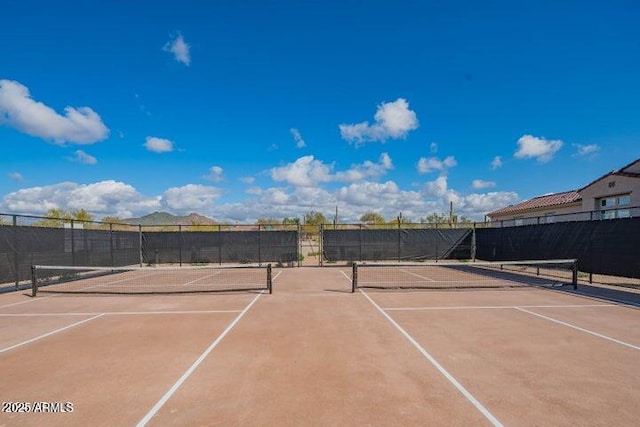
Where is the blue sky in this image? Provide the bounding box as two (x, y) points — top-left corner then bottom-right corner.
(1, 0), (639, 222)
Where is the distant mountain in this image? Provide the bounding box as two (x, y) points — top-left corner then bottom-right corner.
(122, 212), (217, 226)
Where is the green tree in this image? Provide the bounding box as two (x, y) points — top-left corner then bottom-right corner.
(101, 215), (123, 224)
(256, 217), (280, 225)
(282, 217), (300, 225)
(33, 208), (72, 228)
(304, 211), (329, 225)
(70, 209), (94, 223)
(360, 211), (386, 225)
(421, 212), (449, 224)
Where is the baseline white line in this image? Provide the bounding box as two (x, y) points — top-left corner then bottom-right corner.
(384, 304), (614, 311)
(0, 296), (53, 309)
(0, 310), (242, 317)
(359, 289), (503, 427)
(515, 307), (640, 351)
(137, 291), (264, 427)
(0, 314), (104, 354)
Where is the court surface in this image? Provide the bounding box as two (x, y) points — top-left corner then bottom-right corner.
(1, 266), (639, 426)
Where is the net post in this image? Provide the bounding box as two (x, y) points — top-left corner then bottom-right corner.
(31, 265), (37, 297)
(267, 263), (272, 294)
(572, 260), (578, 290)
(351, 262), (357, 293)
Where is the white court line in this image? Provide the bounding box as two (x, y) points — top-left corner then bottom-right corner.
(0, 314), (104, 354)
(339, 269), (351, 282)
(272, 270), (283, 281)
(0, 296), (53, 309)
(399, 268), (436, 282)
(0, 310), (242, 317)
(181, 271), (222, 286)
(384, 304), (614, 311)
(137, 291), (264, 427)
(515, 307), (640, 351)
(359, 289), (504, 427)
(76, 271), (159, 291)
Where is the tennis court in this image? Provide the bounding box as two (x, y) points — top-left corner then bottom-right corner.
(1, 264), (639, 426)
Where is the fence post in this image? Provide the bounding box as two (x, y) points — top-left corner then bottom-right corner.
(397, 220), (401, 261)
(109, 222), (114, 267)
(179, 224), (183, 266)
(435, 221), (439, 262)
(71, 219), (76, 266)
(218, 224), (222, 265)
(13, 215), (19, 290)
(359, 224), (363, 262)
(138, 224), (143, 267)
(319, 223), (324, 266)
(258, 224), (262, 266)
(471, 223), (477, 261)
(298, 223), (303, 267)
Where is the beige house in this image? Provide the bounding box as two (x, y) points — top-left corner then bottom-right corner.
(487, 158), (640, 225)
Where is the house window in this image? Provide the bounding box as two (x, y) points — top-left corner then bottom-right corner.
(600, 197), (616, 208)
(598, 194), (632, 219)
(618, 209), (631, 218)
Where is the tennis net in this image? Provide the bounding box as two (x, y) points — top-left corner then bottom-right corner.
(351, 259), (578, 292)
(31, 264), (272, 296)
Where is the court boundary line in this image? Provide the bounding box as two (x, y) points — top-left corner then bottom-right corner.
(359, 289), (504, 427)
(0, 310), (243, 317)
(515, 307), (640, 351)
(136, 291), (264, 427)
(0, 314), (104, 354)
(384, 304), (614, 311)
(0, 296), (53, 309)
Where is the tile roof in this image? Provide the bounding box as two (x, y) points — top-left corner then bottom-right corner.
(488, 190), (582, 216)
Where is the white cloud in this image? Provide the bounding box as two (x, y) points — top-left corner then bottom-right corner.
(240, 176), (255, 185)
(491, 156), (503, 170)
(514, 134), (563, 163)
(290, 128), (306, 148)
(163, 33), (191, 66)
(336, 181), (402, 206)
(339, 98), (419, 145)
(430, 142), (438, 153)
(421, 176), (517, 218)
(205, 166), (224, 182)
(0, 79), (109, 144)
(162, 184), (222, 212)
(423, 176), (449, 197)
(417, 156), (457, 174)
(8, 172), (24, 181)
(572, 143), (600, 157)
(270, 156), (333, 187)
(70, 150), (97, 165)
(145, 136), (174, 153)
(271, 154), (393, 187)
(335, 153), (394, 182)
(0, 181), (160, 218)
(0, 175), (519, 223)
(472, 179), (496, 189)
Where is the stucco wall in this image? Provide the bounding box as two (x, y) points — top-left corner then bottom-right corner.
(579, 174), (639, 211)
